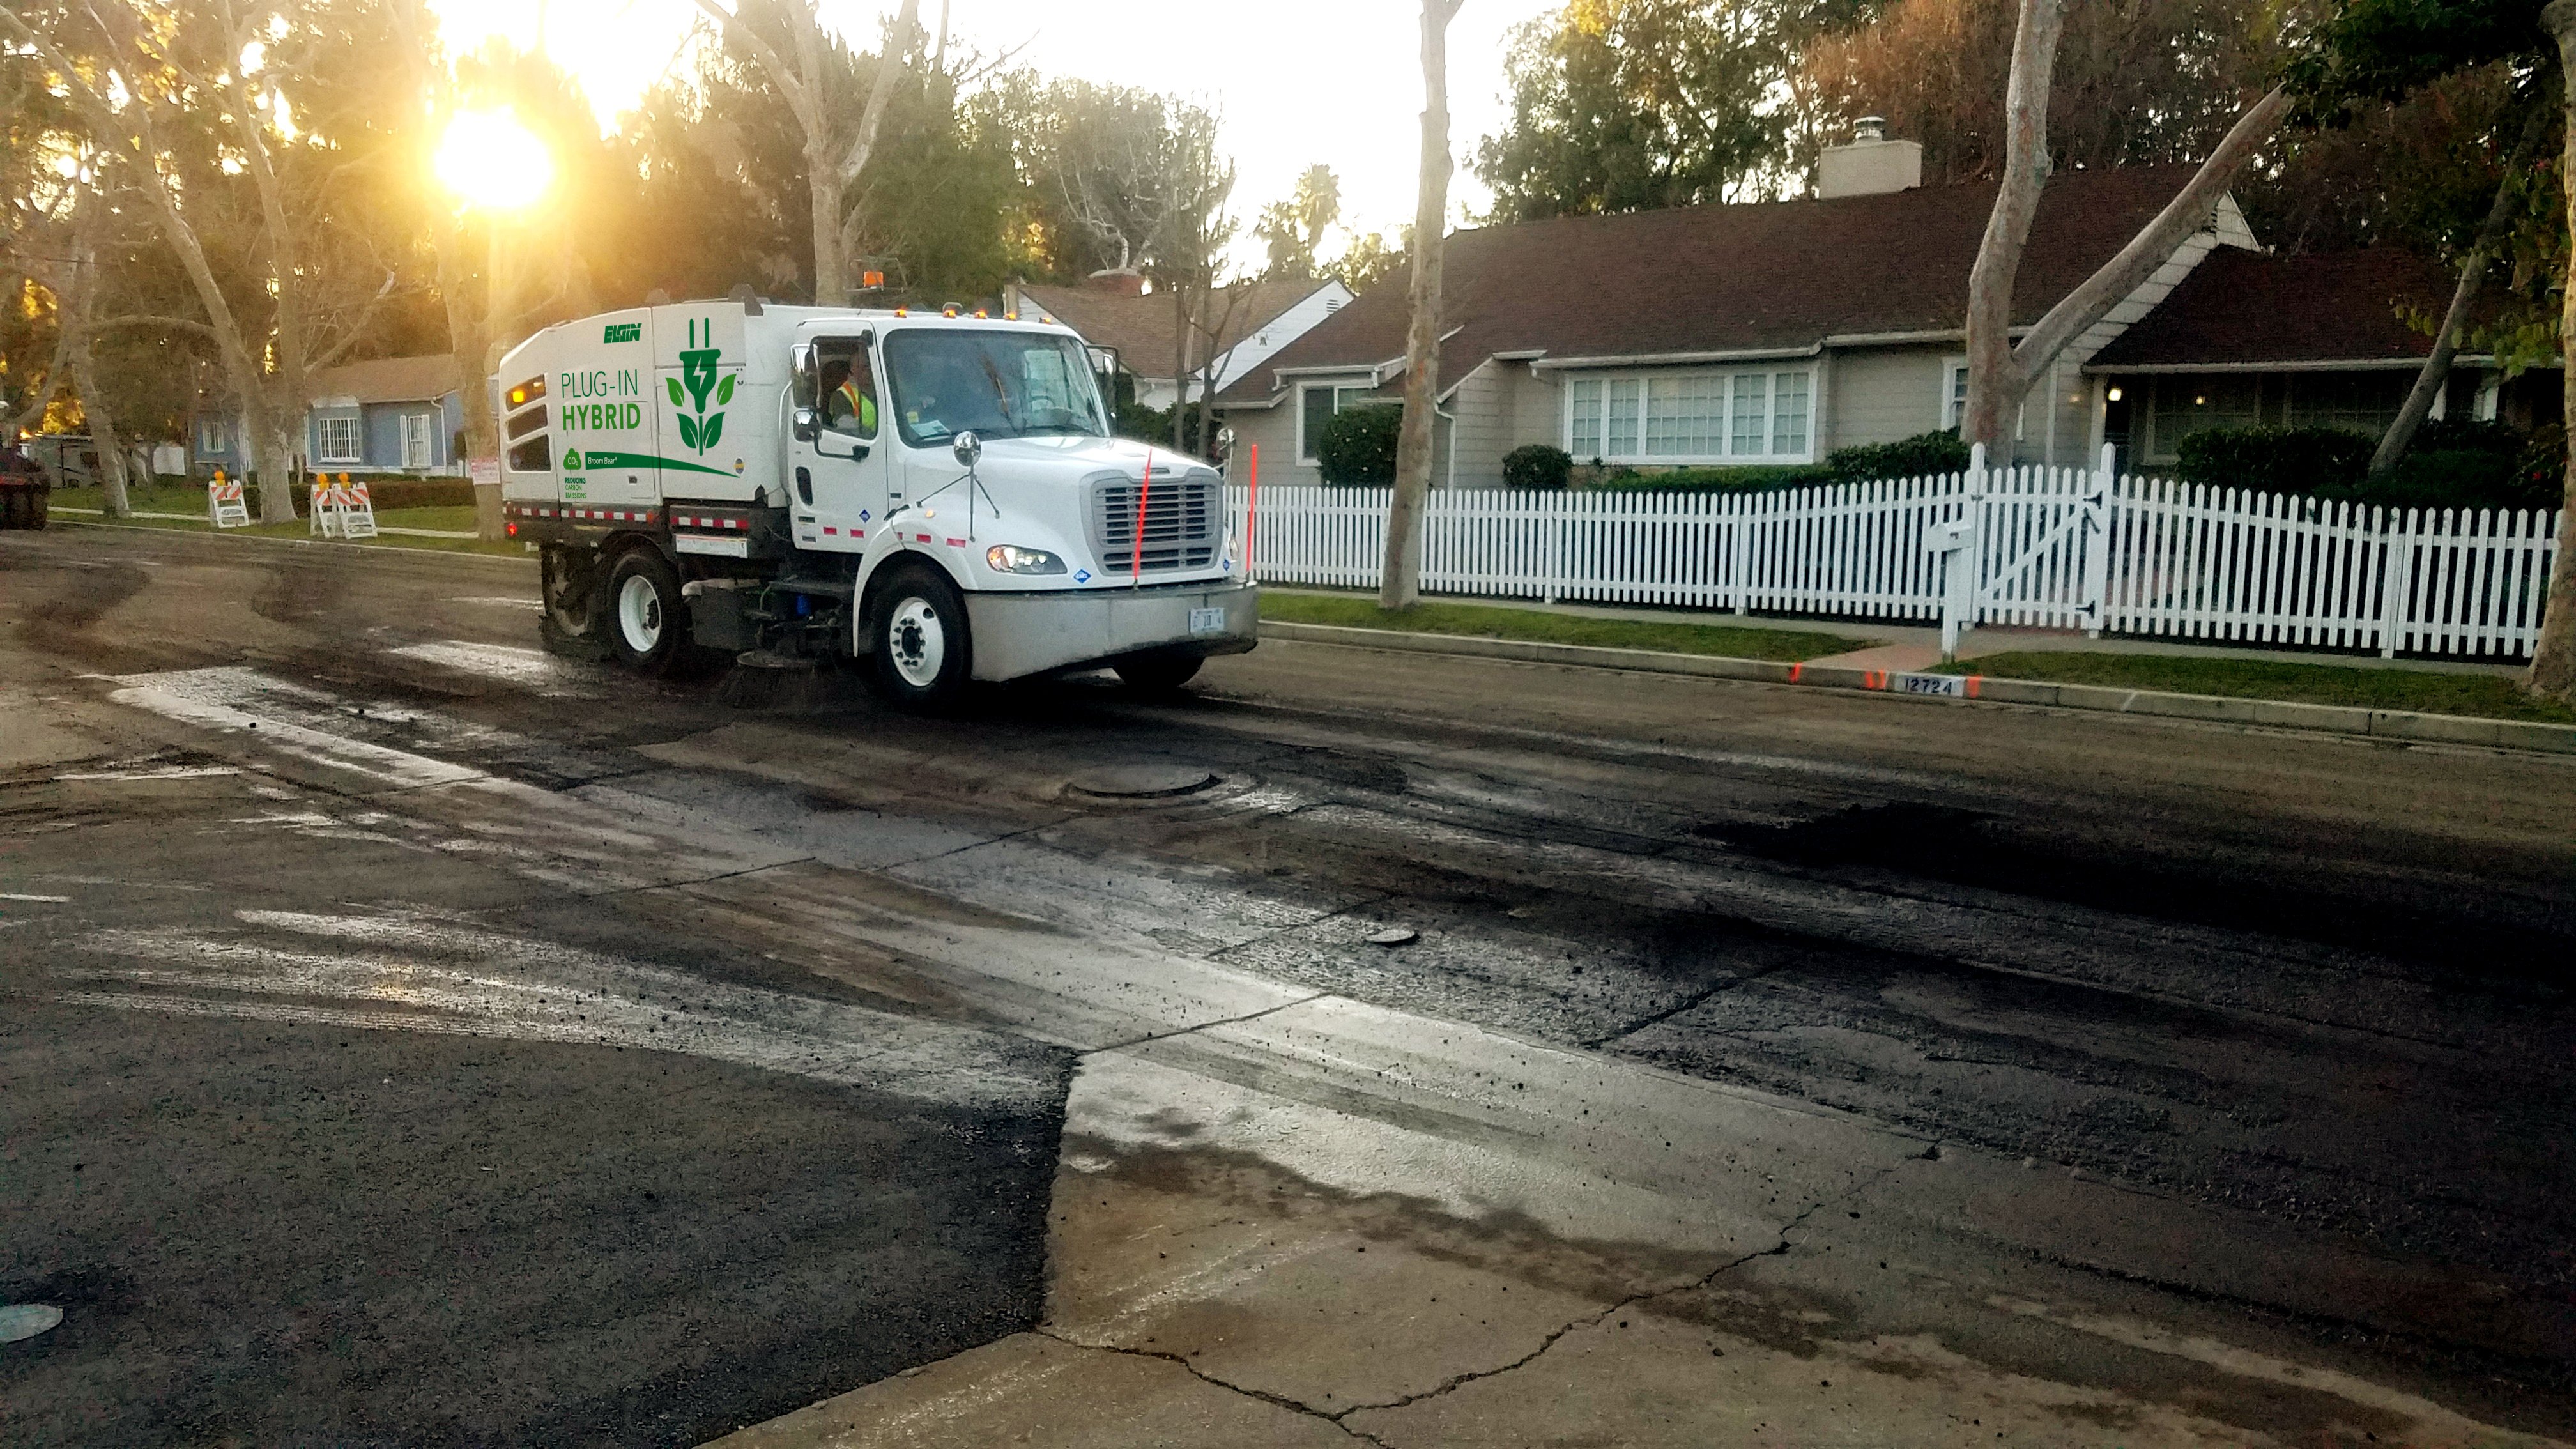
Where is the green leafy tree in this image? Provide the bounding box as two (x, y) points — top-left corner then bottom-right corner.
(1477, 0), (1843, 220)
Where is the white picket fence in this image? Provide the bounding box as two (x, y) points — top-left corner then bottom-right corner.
(1230, 449), (2563, 660)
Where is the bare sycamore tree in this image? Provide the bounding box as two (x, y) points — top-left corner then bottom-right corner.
(1159, 107), (1235, 453)
(1381, 0), (1466, 611)
(692, 0), (921, 304)
(1960, 0), (2288, 461)
(8, 0), (398, 525)
(2531, 1), (2576, 702)
(2369, 96), (2556, 483)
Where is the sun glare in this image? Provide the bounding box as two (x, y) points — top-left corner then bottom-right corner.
(433, 110), (553, 211)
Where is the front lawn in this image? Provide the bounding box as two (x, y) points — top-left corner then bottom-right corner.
(1260, 590), (1875, 663)
(1941, 650), (2576, 726)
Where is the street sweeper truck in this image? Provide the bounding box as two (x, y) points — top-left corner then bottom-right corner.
(496, 293), (1257, 706)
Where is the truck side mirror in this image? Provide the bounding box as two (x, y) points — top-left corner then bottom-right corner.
(793, 406), (821, 443)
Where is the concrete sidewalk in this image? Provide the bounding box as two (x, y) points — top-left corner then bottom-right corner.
(709, 996), (2568, 1449)
(1264, 586), (2526, 678)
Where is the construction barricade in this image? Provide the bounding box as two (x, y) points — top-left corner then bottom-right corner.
(207, 471), (250, 529)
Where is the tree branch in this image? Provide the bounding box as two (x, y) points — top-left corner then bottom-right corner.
(2007, 86), (2290, 382)
(689, 0), (812, 128)
(836, 0), (922, 185)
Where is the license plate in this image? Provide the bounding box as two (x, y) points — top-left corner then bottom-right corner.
(1188, 606), (1227, 637)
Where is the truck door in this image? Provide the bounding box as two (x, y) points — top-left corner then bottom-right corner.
(787, 333), (891, 553)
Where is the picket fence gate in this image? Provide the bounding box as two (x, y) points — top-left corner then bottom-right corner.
(1229, 445), (2563, 661)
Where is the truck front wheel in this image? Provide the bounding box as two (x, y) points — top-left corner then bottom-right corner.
(605, 548), (692, 675)
(868, 564), (970, 709)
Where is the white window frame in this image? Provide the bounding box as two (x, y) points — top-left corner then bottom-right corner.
(197, 418), (229, 455)
(316, 414), (364, 464)
(1941, 356), (1969, 433)
(1560, 364), (1820, 466)
(1296, 379), (1388, 466)
(1940, 355), (2028, 447)
(401, 411), (433, 470)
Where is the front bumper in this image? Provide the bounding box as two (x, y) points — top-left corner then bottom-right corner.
(964, 579), (1259, 682)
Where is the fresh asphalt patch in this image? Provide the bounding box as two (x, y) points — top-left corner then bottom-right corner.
(1, 767), (1075, 1449)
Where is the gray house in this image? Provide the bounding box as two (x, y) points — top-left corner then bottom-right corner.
(1213, 132), (2517, 485)
(189, 353), (468, 479)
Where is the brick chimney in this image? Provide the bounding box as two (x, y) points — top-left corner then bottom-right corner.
(1085, 268), (1148, 296)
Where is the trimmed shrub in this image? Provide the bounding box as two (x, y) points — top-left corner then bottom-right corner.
(1825, 430), (1971, 484)
(1315, 403), (1402, 486)
(1502, 443), (1573, 491)
(2175, 426), (2373, 496)
(2175, 421), (2561, 512)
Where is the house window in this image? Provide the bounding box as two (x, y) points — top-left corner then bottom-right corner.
(1565, 365), (1818, 464)
(197, 418), (229, 455)
(401, 413), (433, 470)
(1570, 379), (1605, 456)
(2286, 372), (2405, 438)
(1772, 371), (1811, 454)
(316, 415), (362, 463)
(1943, 360), (1969, 431)
(1297, 381), (1384, 465)
(2147, 375), (2260, 459)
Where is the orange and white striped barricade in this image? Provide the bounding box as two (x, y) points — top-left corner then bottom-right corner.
(335, 474), (377, 539)
(309, 475), (340, 537)
(206, 471), (250, 528)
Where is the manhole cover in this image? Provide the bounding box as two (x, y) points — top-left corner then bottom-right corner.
(1067, 765), (1218, 799)
(0, 1305), (62, 1344)
(1367, 927), (1419, 946)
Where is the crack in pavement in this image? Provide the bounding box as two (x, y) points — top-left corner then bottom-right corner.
(1029, 1326), (1393, 1446)
(1084, 990), (1335, 1056)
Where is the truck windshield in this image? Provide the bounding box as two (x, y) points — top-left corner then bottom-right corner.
(884, 329), (1108, 448)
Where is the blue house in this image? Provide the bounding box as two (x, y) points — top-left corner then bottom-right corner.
(305, 354), (467, 475)
(188, 353), (469, 479)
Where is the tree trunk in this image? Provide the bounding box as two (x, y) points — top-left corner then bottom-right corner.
(1961, 0), (2063, 457)
(807, 129), (844, 305)
(68, 332), (130, 518)
(1172, 283), (1192, 450)
(2371, 99), (2554, 482)
(1381, 0), (1463, 611)
(2529, 1), (2576, 701)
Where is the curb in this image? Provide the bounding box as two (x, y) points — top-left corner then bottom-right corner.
(1257, 620), (2576, 756)
(54, 517), (536, 566)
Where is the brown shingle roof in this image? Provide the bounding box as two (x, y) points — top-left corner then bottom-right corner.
(2086, 249), (2454, 369)
(309, 353), (464, 405)
(1220, 167), (2209, 402)
(1018, 278), (1332, 377)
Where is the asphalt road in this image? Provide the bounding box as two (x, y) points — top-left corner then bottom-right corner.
(6, 522), (2575, 1445)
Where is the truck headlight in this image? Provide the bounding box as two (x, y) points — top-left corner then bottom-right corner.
(985, 544), (1067, 574)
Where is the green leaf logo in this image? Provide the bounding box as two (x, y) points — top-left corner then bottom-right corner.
(702, 413), (724, 450)
(716, 373), (737, 406)
(675, 413), (702, 451)
(665, 376), (684, 407)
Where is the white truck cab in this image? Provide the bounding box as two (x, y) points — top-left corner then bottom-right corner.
(496, 295), (1255, 704)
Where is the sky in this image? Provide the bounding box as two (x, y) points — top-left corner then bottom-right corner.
(425, 0), (1566, 271)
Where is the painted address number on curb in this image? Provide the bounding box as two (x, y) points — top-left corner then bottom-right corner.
(1892, 673), (1968, 698)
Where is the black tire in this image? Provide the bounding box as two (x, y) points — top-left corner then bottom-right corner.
(1114, 654), (1204, 693)
(866, 563), (972, 710)
(604, 547), (692, 675)
(26, 490), (45, 529)
(0, 489), (26, 529)
(541, 545), (603, 636)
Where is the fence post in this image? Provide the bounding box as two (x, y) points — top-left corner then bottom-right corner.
(2379, 507), (2414, 659)
(1544, 491), (1562, 604)
(2085, 442), (2114, 638)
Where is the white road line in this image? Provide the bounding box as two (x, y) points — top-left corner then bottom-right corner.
(108, 675), (484, 789)
(445, 597), (543, 610)
(1, 893), (72, 903)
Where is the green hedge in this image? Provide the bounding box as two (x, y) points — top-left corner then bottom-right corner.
(1825, 430), (1971, 484)
(1573, 463), (1832, 494)
(1503, 443), (1573, 491)
(1316, 403), (1403, 486)
(2175, 423), (2562, 512)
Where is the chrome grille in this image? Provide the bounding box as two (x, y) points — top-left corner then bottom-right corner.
(1092, 472), (1218, 573)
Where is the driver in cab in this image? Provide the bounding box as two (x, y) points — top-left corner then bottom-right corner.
(820, 353), (878, 437)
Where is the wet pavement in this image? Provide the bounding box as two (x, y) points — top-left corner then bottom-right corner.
(4, 523), (2575, 1446)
